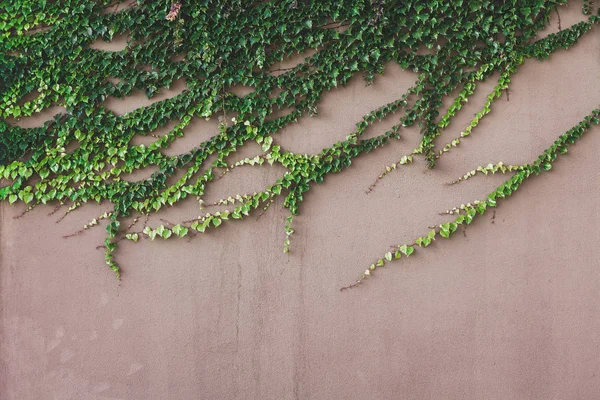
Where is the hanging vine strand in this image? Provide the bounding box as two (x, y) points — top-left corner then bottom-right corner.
(0, 1), (598, 283)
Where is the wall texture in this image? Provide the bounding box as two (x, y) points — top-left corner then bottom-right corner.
(2, 3), (600, 399)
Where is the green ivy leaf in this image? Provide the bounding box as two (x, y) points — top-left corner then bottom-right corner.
(399, 244), (414, 256)
(172, 224), (189, 237)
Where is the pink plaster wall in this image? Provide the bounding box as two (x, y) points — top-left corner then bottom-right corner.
(1, 2), (600, 399)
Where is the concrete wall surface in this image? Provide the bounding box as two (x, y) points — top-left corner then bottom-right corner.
(1, 3), (600, 399)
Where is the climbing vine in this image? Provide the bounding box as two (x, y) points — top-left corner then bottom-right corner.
(0, 1), (598, 286)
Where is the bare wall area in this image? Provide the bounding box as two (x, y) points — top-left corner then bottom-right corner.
(2, 3), (600, 399)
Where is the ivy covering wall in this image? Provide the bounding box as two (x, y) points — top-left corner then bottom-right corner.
(0, 0), (598, 288)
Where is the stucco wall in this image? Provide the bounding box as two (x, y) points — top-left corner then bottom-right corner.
(2, 3), (600, 399)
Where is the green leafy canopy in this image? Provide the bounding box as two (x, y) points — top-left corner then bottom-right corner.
(0, 0), (598, 285)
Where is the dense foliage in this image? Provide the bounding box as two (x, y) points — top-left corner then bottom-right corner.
(0, 0), (598, 286)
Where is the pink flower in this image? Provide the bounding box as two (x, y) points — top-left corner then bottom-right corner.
(166, 3), (181, 21)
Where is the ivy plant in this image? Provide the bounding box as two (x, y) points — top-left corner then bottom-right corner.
(0, 0), (598, 287)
